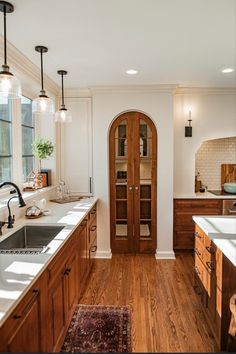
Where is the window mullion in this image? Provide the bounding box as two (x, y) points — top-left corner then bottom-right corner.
(12, 98), (22, 186)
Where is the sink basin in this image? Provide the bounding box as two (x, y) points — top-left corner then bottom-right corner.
(224, 182), (236, 194)
(0, 225), (65, 254)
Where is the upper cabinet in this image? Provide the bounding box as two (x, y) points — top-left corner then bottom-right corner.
(60, 97), (93, 195)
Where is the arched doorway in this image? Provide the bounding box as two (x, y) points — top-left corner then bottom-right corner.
(109, 111), (157, 253)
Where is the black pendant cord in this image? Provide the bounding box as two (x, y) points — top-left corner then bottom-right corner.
(61, 72), (64, 106)
(40, 49), (44, 91)
(3, 5), (7, 65)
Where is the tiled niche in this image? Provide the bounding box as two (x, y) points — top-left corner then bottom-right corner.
(195, 136), (236, 190)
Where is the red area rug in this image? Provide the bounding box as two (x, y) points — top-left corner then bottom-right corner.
(61, 304), (132, 353)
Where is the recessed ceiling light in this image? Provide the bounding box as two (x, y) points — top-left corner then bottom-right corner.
(221, 68), (234, 73)
(126, 69), (138, 75)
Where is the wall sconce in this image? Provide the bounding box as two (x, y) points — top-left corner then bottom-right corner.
(185, 108), (192, 137)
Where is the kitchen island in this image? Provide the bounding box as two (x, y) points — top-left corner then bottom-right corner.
(193, 215), (236, 351)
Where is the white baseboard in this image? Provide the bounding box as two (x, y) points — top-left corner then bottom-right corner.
(94, 250), (112, 259)
(155, 251), (176, 260)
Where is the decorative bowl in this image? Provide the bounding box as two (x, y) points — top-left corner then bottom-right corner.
(223, 182), (236, 194)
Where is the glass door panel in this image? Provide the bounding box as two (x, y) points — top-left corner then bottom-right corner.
(115, 119), (128, 239)
(139, 119), (152, 241)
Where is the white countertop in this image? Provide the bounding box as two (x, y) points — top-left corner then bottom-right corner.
(0, 196), (98, 326)
(192, 215), (236, 267)
(174, 192), (236, 199)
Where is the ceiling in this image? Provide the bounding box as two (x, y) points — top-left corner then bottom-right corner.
(1, 0), (236, 89)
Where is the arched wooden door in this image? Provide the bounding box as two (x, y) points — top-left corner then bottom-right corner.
(109, 111), (157, 253)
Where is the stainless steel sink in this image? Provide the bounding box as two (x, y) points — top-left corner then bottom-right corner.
(0, 225), (65, 254)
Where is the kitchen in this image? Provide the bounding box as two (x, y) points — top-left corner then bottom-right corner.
(0, 0), (235, 353)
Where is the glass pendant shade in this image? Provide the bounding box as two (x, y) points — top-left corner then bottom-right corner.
(0, 70), (21, 98)
(32, 92), (54, 115)
(55, 70), (72, 123)
(55, 106), (72, 123)
(0, 2), (21, 99)
(33, 45), (54, 116)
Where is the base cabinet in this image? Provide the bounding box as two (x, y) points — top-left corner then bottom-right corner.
(174, 199), (222, 252)
(193, 223), (236, 350)
(0, 202), (97, 353)
(0, 272), (47, 353)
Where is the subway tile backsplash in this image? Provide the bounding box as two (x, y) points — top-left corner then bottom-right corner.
(195, 137), (236, 190)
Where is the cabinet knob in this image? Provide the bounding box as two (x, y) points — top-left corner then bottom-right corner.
(194, 231), (201, 239)
(135, 186), (139, 191)
(206, 261), (215, 271)
(205, 246), (215, 254)
(128, 186), (133, 191)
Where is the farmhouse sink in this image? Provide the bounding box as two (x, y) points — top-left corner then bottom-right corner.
(0, 225), (65, 254)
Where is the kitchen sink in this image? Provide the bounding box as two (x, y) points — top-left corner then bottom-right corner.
(0, 225), (65, 254)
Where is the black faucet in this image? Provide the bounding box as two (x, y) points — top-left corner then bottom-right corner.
(6, 195), (17, 228)
(0, 182), (26, 207)
(0, 182), (26, 234)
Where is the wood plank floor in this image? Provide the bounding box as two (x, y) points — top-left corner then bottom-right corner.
(80, 254), (219, 353)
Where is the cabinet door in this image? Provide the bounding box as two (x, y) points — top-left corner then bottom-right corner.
(6, 289), (41, 353)
(48, 273), (65, 351)
(64, 252), (78, 320)
(60, 97), (92, 194)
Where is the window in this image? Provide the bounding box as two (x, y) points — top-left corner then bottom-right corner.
(21, 96), (35, 181)
(0, 97), (12, 183)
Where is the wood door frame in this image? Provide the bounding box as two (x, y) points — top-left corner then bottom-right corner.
(109, 110), (157, 254)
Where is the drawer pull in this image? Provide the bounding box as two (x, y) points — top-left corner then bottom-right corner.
(91, 245), (97, 252)
(13, 289), (39, 319)
(193, 284), (203, 295)
(206, 261), (215, 271)
(90, 209), (96, 215)
(205, 246), (215, 254)
(194, 231), (201, 239)
(64, 268), (71, 275)
(90, 225), (97, 232)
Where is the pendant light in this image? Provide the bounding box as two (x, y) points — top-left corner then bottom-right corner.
(33, 46), (54, 116)
(55, 70), (72, 123)
(0, 1), (21, 98)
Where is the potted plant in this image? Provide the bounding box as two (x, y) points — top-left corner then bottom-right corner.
(32, 137), (54, 176)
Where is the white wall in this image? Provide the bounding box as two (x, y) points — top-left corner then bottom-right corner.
(174, 89), (236, 194)
(92, 87), (175, 259)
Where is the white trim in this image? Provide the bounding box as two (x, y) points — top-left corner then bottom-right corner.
(94, 250), (112, 259)
(90, 84), (178, 94)
(175, 87), (236, 95)
(155, 251), (176, 260)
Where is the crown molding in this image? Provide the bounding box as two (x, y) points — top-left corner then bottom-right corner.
(175, 86), (236, 95)
(0, 36), (59, 96)
(64, 88), (92, 98)
(90, 84), (178, 94)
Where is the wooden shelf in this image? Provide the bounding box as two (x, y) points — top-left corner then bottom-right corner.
(140, 198), (151, 201)
(116, 198), (127, 201)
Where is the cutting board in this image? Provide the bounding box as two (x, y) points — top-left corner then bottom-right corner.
(221, 164), (236, 190)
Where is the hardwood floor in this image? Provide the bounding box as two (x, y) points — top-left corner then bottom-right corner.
(79, 254), (218, 353)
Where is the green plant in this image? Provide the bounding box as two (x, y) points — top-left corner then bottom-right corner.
(32, 137), (54, 171)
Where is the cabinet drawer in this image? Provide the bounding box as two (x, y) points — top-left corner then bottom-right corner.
(195, 254), (209, 293)
(88, 205), (97, 225)
(194, 225), (205, 244)
(195, 236), (204, 261)
(174, 199), (222, 211)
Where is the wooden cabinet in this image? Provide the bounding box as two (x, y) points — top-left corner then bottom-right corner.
(0, 272), (47, 353)
(193, 223), (236, 350)
(0, 202), (98, 353)
(109, 111), (157, 253)
(60, 97), (93, 195)
(47, 235), (78, 352)
(174, 199), (222, 252)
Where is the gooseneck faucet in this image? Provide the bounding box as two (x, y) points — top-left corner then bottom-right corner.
(0, 182), (26, 207)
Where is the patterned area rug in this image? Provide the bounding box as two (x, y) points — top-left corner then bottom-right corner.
(61, 304), (132, 353)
